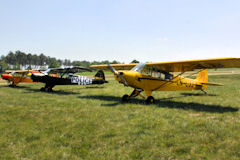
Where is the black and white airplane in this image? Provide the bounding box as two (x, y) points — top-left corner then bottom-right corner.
(31, 66), (107, 92)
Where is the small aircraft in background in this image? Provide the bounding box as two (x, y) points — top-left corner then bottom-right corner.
(91, 58), (240, 103)
(1, 70), (40, 87)
(31, 66), (107, 92)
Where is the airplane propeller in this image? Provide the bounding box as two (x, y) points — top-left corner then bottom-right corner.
(107, 64), (128, 86)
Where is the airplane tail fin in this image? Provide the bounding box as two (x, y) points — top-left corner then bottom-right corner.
(196, 69), (208, 83)
(196, 69), (208, 90)
(95, 70), (107, 82)
(195, 69), (223, 90)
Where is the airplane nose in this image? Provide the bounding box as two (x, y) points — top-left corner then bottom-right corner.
(1, 74), (11, 80)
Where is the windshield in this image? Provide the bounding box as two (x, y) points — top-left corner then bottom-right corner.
(130, 63), (146, 73)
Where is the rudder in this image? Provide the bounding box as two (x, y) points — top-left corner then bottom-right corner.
(95, 70), (105, 81)
(196, 69), (208, 90)
(196, 69), (208, 83)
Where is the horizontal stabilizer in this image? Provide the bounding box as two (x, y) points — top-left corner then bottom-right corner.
(201, 82), (223, 86)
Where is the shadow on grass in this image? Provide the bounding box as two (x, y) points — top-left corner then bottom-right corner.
(78, 95), (239, 113)
(85, 86), (105, 89)
(3, 85), (80, 95)
(181, 93), (217, 96)
(3, 85), (105, 95)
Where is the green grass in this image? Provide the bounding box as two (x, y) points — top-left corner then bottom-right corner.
(0, 74), (240, 159)
(0, 79), (5, 83)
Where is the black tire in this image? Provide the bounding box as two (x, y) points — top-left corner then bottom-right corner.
(40, 87), (46, 92)
(146, 96), (155, 104)
(122, 94), (129, 102)
(47, 88), (53, 92)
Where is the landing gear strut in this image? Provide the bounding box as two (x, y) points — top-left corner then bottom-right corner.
(201, 89), (208, 95)
(40, 84), (54, 92)
(47, 87), (53, 92)
(121, 89), (143, 102)
(121, 89), (155, 104)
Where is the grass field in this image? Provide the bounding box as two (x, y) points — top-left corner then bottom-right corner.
(0, 74), (240, 159)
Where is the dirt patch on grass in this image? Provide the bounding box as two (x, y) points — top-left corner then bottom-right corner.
(189, 113), (202, 117)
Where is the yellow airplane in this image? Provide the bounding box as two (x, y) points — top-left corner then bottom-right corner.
(91, 58), (240, 103)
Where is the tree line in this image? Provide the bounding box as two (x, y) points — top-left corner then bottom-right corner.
(0, 51), (123, 73)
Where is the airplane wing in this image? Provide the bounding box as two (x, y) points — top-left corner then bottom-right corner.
(146, 57), (240, 72)
(5, 70), (40, 73)
(46, 66), (92, 74)
(91, 58), (240, 72)
(91, 64), (137, 71)
(5, 70), (27, 73)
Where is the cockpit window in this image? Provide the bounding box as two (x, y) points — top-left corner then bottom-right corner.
(10, 71), (16, 75)
(131, 63), (173, 80)
(131, 63), (146, 73)
(68, 73), (74, 78)
(142, 66), (173, 80)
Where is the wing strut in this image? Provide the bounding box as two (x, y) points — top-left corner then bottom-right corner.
(152, 72), (185, 91)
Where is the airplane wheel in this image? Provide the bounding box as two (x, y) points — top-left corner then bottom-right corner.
(146, 96), (155, 104)
(122, 94), (129, 102)
(9, 84), (16, 87)
(40, 87), (46, 92)
(47, 88), (53, 92)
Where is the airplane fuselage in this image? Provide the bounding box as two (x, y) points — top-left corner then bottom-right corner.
(31, 74), (105, 86)
(114, 70), (207, 96)
(31, 70), (107, 92)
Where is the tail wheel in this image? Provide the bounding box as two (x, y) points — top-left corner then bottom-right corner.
(122, 94), (129, 102)
(146, 96), (155, 104)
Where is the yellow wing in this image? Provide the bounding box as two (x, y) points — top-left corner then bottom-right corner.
(147, 57), (240, 72)
(90, 63), (137, 71)
(91, 58), (240, 72)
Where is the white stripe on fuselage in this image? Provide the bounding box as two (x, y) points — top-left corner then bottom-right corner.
(71, 75), (93, 85)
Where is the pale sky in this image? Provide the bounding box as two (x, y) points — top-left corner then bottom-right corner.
(0, 0), (240, 63)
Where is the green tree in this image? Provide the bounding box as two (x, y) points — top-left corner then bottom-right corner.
(15, 50), (27, 67)
(57, 59), (63, 66)
(63, 59), (71, 66)
(5, 51), (17, 65)
(131, 59), (139, 63)
(32, 54), (40, 68)
(111, 60), (120, 64)
(27, 53), (33, 66)
(72, 61), (83, 66)
(49, 59), (60, 68)
(81, 61), (90, 68)
(13, 63), (21, 70)
(0, 60), (8, 73)
(39, 53), (47, 66)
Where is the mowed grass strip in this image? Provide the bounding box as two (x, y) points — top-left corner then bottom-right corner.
(0, 74), (239, 159)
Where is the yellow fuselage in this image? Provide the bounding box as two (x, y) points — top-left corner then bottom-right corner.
(115, 70), (206, 94)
